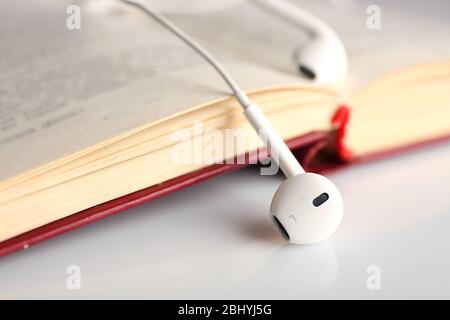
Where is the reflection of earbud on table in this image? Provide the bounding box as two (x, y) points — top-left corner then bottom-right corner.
(256, 0), (348, 84)
(239, 244), (338, 298)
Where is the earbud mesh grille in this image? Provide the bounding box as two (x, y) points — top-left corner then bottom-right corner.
(271, 215), (290, 241)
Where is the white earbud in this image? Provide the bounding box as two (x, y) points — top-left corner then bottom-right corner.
(120, 0), (344, 244)
(271, 173), (343, 244)
(244, 103), (343, 244)
(256, 0), (348, 84)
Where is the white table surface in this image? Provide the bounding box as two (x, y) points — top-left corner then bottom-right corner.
(1, 140), (450, 299)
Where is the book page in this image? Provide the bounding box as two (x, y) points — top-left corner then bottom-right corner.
(179, 0), (450, 94)
(1, 0), (450, 181)
(0, 0), (309, 181)
(321, 0), (450, 93)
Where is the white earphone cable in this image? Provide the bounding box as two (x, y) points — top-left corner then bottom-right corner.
(118, 0), (252, 109)
(117, 0), (304, 177)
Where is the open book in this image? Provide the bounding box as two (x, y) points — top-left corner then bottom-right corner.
(1, 0), (449, 256)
